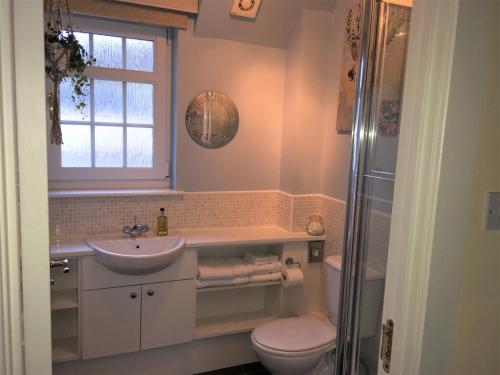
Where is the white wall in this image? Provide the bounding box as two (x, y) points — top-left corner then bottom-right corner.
(420, 0), (500, 373)
(176, 6), (352, 197)
(279, 8), (341, 195)
(319, 0), (356, 201)
(176, 20), (286, 191)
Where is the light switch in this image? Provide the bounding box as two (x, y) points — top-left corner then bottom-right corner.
(483, 192), (500, 230)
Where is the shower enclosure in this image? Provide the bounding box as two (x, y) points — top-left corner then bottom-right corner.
(334, 1), (412, 374)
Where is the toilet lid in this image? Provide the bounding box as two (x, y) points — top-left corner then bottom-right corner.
(252, 316), (336, 352)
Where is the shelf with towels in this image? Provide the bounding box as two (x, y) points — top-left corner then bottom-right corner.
(196, 280), (281, 293)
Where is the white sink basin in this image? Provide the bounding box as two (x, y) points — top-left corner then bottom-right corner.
(85, 235), (186, 275)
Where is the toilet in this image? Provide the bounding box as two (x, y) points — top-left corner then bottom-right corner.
(251, 256), (384, 375)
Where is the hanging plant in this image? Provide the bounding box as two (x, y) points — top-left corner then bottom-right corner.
(44, 0), (95, 145)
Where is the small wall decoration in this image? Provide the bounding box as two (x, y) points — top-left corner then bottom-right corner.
(44, 0), (95, 145)
(377, 101), (401, 136)
(185, 91), (239, 149)
(335, 0), (362, 133)
(230, 0), (262, 19)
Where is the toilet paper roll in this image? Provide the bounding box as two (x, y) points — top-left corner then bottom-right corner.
(281, 267), (304, 288)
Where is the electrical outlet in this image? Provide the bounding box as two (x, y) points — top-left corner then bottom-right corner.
(308, 241), (324, 263)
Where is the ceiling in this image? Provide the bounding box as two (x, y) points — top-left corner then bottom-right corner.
(195, 0), (338, 49)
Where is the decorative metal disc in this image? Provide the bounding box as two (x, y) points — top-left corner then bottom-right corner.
(185, 91), (239, 149)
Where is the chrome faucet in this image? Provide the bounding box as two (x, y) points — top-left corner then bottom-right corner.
(122, 216), (150, 237)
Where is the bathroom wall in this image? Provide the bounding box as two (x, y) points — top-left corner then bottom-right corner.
(319, 0), (356, 201)
(175, 19), (286, 191)
(279, 8), (332, 195)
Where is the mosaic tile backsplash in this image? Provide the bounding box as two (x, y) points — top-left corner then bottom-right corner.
(49, 191), (280, 236)
(49, 191), (388, 274)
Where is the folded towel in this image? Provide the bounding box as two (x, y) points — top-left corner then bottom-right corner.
(244, 252), (280, 265)
(197, 257), (251, 280)
(248, 261), (282, 275)
(249, 272), (282, 283)
(196, 276), (249, 289)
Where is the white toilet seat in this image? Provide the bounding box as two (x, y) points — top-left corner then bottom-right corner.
(252, 335), (335, 358)
(251, 316), (337, 356)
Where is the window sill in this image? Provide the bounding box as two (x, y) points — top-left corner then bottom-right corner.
(48, 188), (183, 198)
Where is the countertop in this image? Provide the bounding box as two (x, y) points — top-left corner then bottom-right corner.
(50, 225), (327, 258)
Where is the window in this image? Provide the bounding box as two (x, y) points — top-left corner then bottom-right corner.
(48, 18), (171, 188)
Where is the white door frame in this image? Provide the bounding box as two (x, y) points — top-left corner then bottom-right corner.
(0, 0), (52, 374)
(379, 0), (460, 373)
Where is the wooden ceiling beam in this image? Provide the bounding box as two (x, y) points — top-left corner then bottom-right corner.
(62, 0), (189, 29)
(115, 0), (198, 14)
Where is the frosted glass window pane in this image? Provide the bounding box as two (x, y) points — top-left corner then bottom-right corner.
(127, 83), (153, 124)
(95, 126), (123, 167)
(60, 77), (90, 121)
(63, 31), (90, 54)
(126, 39), (154, 72)
(73, 32), (90, 55)
(127, 127), (153, 168)
(94, 80), (123, 123)
(61, 124), (91, 167)
(94, 34), (123, 68)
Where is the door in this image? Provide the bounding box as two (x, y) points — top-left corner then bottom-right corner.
(82, 285), (141, 359)
(141, 279), (196, 350)
(335, 1), (412, 374)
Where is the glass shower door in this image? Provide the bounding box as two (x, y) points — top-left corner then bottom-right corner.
(335, 1), (411, 374)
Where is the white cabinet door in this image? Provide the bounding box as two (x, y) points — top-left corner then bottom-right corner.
(141, 279), (196, 350)
(82, 285), (141, 359)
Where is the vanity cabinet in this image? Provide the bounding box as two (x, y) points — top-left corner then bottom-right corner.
(80, 250), (197, 359)
(82, 279), (195, 359)
(82, 285), (141, 359)
(141, 279), (195, 350)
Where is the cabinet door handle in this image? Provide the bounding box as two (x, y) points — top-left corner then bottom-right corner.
(130, 292), (138, 299)
(147, 290), (154, 296)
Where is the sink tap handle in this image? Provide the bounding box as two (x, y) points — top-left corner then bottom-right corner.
(50, 259), (70, 273)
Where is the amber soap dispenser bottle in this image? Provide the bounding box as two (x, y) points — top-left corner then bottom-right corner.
(156, 207), (168, 236)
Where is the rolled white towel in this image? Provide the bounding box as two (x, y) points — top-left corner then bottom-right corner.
(249, 272), (282, 283)
(197, 257), (251, 280)
(244, 252), (279, 265)
(196, 276), (250, 289)
(248, 261), (282, 275)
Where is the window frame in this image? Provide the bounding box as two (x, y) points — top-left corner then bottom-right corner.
(47, 17), (171, 188)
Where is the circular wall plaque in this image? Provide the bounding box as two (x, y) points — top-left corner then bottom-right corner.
(185, 91), (239, 149)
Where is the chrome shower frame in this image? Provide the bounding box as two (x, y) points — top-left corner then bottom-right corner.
(333, 0), (382, 374)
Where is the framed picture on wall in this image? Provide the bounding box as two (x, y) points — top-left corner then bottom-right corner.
(335, 0), (362, 133)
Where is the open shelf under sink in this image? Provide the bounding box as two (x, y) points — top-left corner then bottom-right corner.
(196, 280), (281, 293)
(195, 310), (277, 339)
(52, 336), (79, 363)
